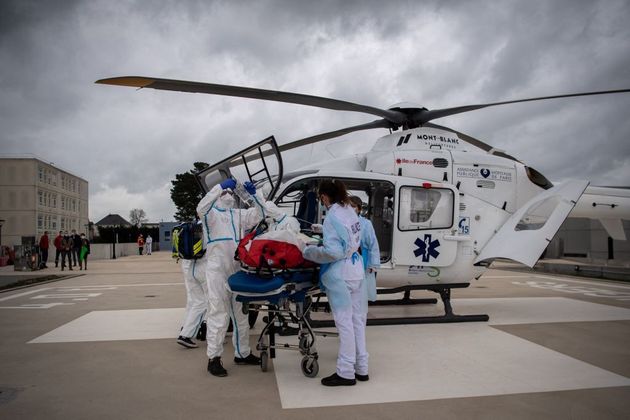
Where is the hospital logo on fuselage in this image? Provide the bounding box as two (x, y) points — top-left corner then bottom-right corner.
(413, 234), (440, 262)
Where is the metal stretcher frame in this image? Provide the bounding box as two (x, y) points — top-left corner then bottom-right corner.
(230, 268), (334, 377)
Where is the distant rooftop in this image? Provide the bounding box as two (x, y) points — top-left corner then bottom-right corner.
(95, 214), (132, 226)
(0, 153), (87, 182)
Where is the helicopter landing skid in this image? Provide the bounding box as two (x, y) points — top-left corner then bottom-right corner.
(369, 286), (438, 306)
(310, 284), (489, 326)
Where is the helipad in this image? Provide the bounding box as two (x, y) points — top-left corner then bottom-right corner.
(1, 252), (629, 419)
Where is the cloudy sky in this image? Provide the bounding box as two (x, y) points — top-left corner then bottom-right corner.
(1, 0), (629, 222)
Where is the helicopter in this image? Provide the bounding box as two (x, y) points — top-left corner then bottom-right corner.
(96, 76), (630, 324)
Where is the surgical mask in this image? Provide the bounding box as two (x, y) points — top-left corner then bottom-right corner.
(219, 192), (235, 208)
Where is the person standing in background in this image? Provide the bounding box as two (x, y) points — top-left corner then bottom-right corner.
(145, 235), (153, 255)
(79, 233), (90, 270)
(71, 229), (81, 267)
(39, 231), (49, 269)
(53, 231), (63, 268)
(137, 234), (144, 256)
(61, 231), (73, 271)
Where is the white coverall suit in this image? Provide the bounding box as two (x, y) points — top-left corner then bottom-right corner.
(303, 203), (366, 379)
(179, 256), (208, 339)
(197, 184), (267, 359)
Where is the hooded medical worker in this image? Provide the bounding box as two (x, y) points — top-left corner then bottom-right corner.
(303, 180), (366, 386)
(349, 196), (379, 303)
(197, 178), (268, 377)
(264, 201), (301, 234)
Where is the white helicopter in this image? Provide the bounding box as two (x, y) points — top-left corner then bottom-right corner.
(97, 76), (630, 323)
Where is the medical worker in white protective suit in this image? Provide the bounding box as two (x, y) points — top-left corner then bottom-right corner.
(264, 201), (301, 234)
(177, 225), (208, 349)
(349, 196), (380, 303)
(197, 178), (268, 377)
(303, 180), (366, 387)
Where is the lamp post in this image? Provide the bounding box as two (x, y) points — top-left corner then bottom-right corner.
(112, 228), (117, 260)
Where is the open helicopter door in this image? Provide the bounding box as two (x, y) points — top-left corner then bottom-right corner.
(194, 136), (283, 201)
(474, 180), (589, 267)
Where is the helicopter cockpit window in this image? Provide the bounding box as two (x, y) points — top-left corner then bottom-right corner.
(275, 177), (395, 263)
(398, 186), (454, 231)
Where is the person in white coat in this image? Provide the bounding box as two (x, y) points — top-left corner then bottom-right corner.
(349, 196), (379, 303)
(197, 178), (268, 377)
(303, 180), (366, 386)
(145, 235), (153, 255)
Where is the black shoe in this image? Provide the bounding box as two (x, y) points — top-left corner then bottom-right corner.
(208, 357), (227, 377)
(355, 373), (369, 382)
(176, 336), (197, 348)
(234, 353), (261, 365)
(321, 373), (356, 387)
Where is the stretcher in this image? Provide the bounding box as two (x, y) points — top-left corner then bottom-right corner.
(227, 266), (329, 377)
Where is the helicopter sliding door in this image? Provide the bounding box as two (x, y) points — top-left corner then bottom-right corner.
(394, 180), (459, 269)
(274, 175), (395, 263)
(194, 136), (283, 201)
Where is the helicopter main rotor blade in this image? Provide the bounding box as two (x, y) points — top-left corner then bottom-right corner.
(279, 119), (392, 152)
(424, 122), (519, 161)
(96, 76), (407, 124)
(226, 119), (392, 168)
(417, 88), (630, 125)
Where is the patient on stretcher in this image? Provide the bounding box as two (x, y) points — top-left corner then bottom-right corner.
(237, 202), (318, 271)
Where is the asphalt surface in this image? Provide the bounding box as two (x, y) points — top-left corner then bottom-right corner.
(0, 252), (629, 419)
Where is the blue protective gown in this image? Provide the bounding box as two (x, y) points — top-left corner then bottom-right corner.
(359, 216), (380, 302)
(303, 203), (369, 379)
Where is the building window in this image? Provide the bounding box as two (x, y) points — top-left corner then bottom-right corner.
(52, 216), (57, 230)
(38, 190), (44, 205)
(38, 215), (43, 229)
(52, 194), (57, 208)
(39, 166), (44, 182)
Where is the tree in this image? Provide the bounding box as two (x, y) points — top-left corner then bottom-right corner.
(170, 162), (209, 222)
(129, 208), (148, 227)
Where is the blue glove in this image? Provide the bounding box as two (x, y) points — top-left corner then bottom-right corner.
(220, 178), (236, 190)
(244, 181), (256, 195)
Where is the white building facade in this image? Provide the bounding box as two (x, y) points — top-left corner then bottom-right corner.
(0, 157), (89, 247)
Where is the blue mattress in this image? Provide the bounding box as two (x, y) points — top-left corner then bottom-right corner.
(228, 270), (316, 294)
(229, 271), (284, 294)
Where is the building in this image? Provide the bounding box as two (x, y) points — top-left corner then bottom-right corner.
(0, 156), (89, 247)
(95, 214), (132, 228)
(546, 218), (630, 264)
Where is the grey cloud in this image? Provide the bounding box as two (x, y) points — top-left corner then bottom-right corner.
(1, 0), (629, 222)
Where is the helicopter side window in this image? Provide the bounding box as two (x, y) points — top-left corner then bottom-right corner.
(398, 186), (454, 231)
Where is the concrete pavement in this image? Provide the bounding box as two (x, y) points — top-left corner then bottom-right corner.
(0, 251), (629, 419)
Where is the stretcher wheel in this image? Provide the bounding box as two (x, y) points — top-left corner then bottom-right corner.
(298, 335), (311, 353)
(261, 351), (269, 372)
(301, 356), (318, 378)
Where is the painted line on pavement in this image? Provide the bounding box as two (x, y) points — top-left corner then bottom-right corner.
(0, 288), (52, 302)
(534, 275), (630, 290)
